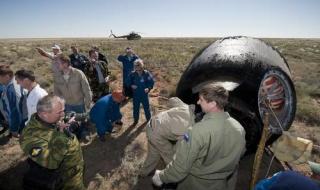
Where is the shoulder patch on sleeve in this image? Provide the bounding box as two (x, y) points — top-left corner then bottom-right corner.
(30, 147), (42, 157)
(183, 133), (189, 142)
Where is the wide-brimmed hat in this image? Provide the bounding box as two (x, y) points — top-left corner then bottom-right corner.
(271, 131), (313, 164)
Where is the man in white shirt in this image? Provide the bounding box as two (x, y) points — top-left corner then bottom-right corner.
(15, 69), (48, 124)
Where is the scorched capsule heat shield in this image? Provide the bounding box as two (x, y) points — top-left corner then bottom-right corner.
(176, 36), (296, 152)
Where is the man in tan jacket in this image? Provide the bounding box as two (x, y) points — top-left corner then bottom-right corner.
(54, 54), (92, 139)
(141, 97), (195, 176)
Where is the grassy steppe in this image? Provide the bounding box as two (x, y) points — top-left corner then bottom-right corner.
(0, 37), (319, 125)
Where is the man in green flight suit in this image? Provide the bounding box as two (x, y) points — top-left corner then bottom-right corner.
(152, 83), (246, 190)
(20, 95), (85, 190)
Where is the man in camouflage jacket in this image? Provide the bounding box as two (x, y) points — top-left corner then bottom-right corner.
(85, 49), (110, 102)
(20, 95), (85, 190)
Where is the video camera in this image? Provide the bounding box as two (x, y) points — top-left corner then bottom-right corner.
(62, 111), (89, 137)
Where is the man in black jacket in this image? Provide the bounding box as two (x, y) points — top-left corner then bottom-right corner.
(69, 46), (89, 72)
(91, 46), (109, 65)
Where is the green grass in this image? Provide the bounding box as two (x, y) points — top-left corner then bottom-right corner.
(0, 37), (319, 126)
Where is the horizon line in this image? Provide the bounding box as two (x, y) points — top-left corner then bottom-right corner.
(1, 36), (319, 40)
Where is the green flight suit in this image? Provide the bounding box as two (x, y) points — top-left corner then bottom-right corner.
(20, 115), (85, 190)
(159, 112), (246, 190)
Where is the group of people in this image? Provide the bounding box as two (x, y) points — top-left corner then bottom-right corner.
(148, 84), (247, 190)
(0, 44), (155, 140)
(1, 43), (319, 190)
(0, 65), (48, 138)
(143, 85), (320, 190)
(0, 44), (155, 189)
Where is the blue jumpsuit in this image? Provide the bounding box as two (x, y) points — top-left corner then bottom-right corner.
(254, 171), (320, 190)
(128, 70), (154, 122)
(117, 54), (139, 88)
(1, 80), (25, 133)
(89, 94), (122, 137)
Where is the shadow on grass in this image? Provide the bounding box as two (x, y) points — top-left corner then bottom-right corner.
(131, 150), (285, 190)
(0, 135), (10, 145)
(82, 121), (147, 186)
(0, 126), (10, 145)
(0, 121), (147, 189)
(0, 159), (28, 190)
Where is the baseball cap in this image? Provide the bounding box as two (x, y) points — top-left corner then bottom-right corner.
(52, 44), (61, 50)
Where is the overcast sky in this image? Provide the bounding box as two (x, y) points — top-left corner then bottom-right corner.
(0, 0), (319, 38)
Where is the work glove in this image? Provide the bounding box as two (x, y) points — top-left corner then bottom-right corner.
(152, 170), (163, 186)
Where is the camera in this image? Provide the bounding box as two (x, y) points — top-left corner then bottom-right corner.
(63, 111), (89, 124)
(62, 111), (89, 137)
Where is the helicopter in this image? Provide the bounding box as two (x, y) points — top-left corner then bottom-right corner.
(109, 30), (142, 40)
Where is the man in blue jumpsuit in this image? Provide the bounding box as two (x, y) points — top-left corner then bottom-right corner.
(117, 47), (139, 98)
(128, 59), (154, 125)
(90, 90), (124, 142)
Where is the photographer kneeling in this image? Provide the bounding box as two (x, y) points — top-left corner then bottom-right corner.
(20, 95), (85, 190)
